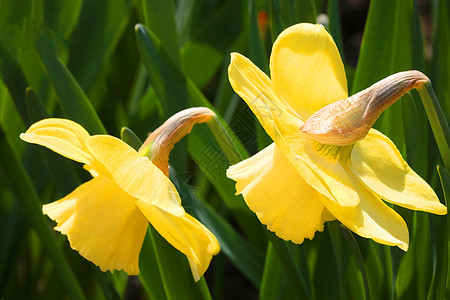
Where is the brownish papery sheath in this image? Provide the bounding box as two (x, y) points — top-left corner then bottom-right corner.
(300, 70), (429, 146)
(139, 107), (215, 176)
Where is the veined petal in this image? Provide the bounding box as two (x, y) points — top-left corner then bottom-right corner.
(270, 23), (348, 120)
(43, 176), (148, 275)
(20, 118), (92, 164)
(227, 143), (333, 244)
(322, 173), (409, 250)
(135, 201), (220, 281)
(350, 129), (447, 215)
(85, 135), (185, 217)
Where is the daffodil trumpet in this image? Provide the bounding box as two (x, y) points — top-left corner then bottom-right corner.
(20, 108), (220, 281)
(227, 23), (447, 251)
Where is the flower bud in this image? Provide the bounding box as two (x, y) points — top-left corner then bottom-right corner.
(300, 70), (428, 145)
(139, 107), (215, 175)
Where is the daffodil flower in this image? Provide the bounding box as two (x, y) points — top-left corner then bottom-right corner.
(227, 23), (447, 250)
(20, 118), (219, 280)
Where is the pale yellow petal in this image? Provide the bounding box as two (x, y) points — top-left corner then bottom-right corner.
(228, 52), (292, 140)
(270, 23), (348, 120)
(350, 129), (447, 215)
(85, 135), (184, 216)
(227, 143), (333, 244)
(135, 201), (220, 281)
(20, 118), (92, 164)
(43, 176), (148, 275)
(228, 52), (336, 203)
(322, 173), (409, 250)
(228, 49), (360, 209)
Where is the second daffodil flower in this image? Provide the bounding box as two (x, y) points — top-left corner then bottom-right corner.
(20, 109), (220, 281)
(227, 23), (447, 250)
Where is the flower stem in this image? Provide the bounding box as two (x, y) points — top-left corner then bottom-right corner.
(342, 228), (371, 300)
(266, 231), (312, 299)
(417, 82), (450, 169)
(206, 115), (243, 164)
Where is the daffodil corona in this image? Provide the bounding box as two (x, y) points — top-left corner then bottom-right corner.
(227, 23), (447, 250)
(20, 118), (219, 281)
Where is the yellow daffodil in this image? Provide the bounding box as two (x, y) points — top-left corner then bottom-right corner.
(226, 23), (447, 250)
(20, 118), (219, 280)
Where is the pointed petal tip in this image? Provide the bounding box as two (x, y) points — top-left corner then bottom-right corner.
(433, 204), (448, 215)
(398, 242), (409, 252)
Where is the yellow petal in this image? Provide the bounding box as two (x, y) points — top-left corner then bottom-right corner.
(271, 125), (409, 249)
(228, 52), (358, 208)
(228, 52), (291, 140)
(43, 176), (148, 275)
(20, 118), (92, 164)
(265, 107), (361, 208)
(135, 201), (220, 281)
(322, 173), (409, 250)
(270, 23), (348, 120)
(85, 135), (185, 217)
(350, 129), (447, 215)
(227, 143), (333, 244)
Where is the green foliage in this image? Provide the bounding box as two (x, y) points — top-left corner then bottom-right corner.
(0, 0), (448, 299)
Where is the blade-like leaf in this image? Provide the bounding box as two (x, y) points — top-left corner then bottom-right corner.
(428, 165), (450, 300)
(260, 243), (288, 300)
(36, 36), (106, 134)
(67, 0), (134, 90)
(142, 0), (180, 66)
(0, 130), (86, 300)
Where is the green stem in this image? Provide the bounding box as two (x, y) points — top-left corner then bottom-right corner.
(327, 222), (348, 300)
(267, 231), (311, 299)
(206, 115), (243, 164)
(417, 81), (450, 169)
(342, 228), (371, 300)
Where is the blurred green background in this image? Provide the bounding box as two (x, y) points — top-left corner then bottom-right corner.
(0, 0), (448, 299)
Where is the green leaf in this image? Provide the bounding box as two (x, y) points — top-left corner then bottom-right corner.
(260, 243), (288, 300)
(24, 87), (81, 195)
(327, 0), (344, 60)
(327, 222), (349, 299)
(267, 232), (311, 299)
(148, 226), (212, 300)
(142, 0), (180, 66)
(46, 0), (83, 38)
(180, 0), (244, 88)
(430, 0), (450, 120)
(35, 36), (106, 134)
(428, 165), (450, 300)
(67, 0), (134, 90)
(138, 229), (177, 300)
(0, 130), (86, 300)
(190, 197), (264, 287)
(342, 229), (371, 300)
